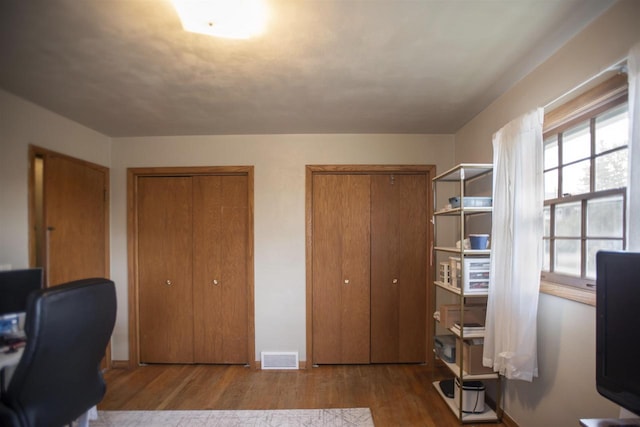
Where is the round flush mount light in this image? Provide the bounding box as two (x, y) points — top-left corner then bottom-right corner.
(171, 0), (269, 39)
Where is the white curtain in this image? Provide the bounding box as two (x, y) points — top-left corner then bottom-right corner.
(482, 108), (544, 382)
(628, 42), (640, 251)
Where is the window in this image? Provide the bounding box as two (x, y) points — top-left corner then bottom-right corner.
(542, 75), (628, 290)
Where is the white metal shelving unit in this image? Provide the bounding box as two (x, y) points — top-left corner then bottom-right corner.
(432, 163), (501, 424)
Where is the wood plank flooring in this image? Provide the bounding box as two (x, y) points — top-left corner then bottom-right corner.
(100, 364), (509, 426)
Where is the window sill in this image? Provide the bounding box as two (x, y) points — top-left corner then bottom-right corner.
(539, 280), (595, 306)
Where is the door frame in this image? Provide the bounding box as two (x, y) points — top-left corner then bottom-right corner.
(28, 145), (111, 367)
(127, 166), (255, 368)
(305, 165), (435, 367)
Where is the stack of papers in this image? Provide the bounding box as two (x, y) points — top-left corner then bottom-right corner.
(451, 322), (485, 335)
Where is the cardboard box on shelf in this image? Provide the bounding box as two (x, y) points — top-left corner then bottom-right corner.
(456, 338), (494, 375)
(438, 304), (487, 329)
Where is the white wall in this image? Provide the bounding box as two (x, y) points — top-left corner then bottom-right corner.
(454, 1), (640, 425)
(0, 89), (111, 270)
(0, 83), (455, 366)
(0, 84), (455, 364)
(109, 134), (455, 361)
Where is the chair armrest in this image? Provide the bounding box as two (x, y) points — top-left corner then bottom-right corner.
(0, 401), (20, 427)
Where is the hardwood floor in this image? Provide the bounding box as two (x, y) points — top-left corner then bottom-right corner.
(100, 364), (509, 426)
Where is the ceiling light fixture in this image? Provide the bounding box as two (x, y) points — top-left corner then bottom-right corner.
(171, 0), (269, 39)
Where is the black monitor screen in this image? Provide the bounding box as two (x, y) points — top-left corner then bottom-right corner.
(596, 251), (640, 415)
(0, 268), (43, 315)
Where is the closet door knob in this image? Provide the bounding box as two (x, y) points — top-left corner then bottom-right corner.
(165, 280), (172, 286)
(392, 278), (398, 284)
(344, 279), (350, 285)
(212, 279), (219, 286)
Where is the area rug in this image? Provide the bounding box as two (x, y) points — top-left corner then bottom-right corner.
(91, 408), (375, 426)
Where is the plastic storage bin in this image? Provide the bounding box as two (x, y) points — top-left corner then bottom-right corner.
(449, 257), (491, 293)
(449, 196), (492, 208)
(434, 335), (456, 363)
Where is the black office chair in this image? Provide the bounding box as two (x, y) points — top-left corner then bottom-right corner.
(0, 278), (117, 427)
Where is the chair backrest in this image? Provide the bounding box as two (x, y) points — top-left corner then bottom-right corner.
(2, 278), (116, 427)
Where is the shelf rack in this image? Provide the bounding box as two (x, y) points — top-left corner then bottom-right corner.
(432, 163), (501, 424)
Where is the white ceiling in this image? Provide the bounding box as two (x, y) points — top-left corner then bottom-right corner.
(0, 0), (615, 137)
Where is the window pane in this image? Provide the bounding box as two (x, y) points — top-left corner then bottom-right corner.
(585, 239), (624, 279)
(544, 170), (558, 200)
(543, 239), (550, 271)
(555, 202), (581, 237)
(543, 206), (551, 237)
(563, 122), (590, 164)
(562, 160), (590, 196)
(587, 195), (624, 238)
(595, 149), (628, 191)
(554, 239), (581, 276)
(544, 136), (558, 169)
(596, 104), (628, 154)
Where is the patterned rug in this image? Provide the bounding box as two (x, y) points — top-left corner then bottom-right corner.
(91, 408), (375, 426)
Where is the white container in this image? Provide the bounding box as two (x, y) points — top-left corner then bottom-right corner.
(454, 378), (486, 413)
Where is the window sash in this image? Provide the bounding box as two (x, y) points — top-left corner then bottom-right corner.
(542, 74), (628, 290)
(543, 188), (626, 288)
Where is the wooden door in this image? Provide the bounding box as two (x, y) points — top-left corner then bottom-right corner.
(43, 153), (108, 286)
(193, 175), (248, 364)
(312, 174), (371, 364)
(138, 177), (194, 363)
(370, 174), (427, 363)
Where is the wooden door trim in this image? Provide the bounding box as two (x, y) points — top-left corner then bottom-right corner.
(127, 166), (255, 368)
(28, 145), (112, 368)
(305, 165), (435, 368)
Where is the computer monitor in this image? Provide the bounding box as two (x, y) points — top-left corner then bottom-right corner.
(0, 268), (44, 316)
(596, 251), (640, 415)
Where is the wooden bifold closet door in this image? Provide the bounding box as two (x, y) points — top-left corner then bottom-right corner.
(137, 175), (248, 364)
(312, 172), (428, 365)
(370, 174), (427, 363)
(192, 175), (248, 364)
(312, 174), (372, 364)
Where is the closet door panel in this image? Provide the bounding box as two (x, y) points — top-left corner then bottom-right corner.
(395, 174), (427, 361)
(193, 175), (248, 363)
(193, 176), (223, 363)
(219, 176), (249, 363)
(312, 174), (371, 364)
(370, 174), (427, 363)
(138, 177), (194, 363)
(370, 177), (397, 362)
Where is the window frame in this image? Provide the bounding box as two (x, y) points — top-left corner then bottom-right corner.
(541, 74), (628, 296)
